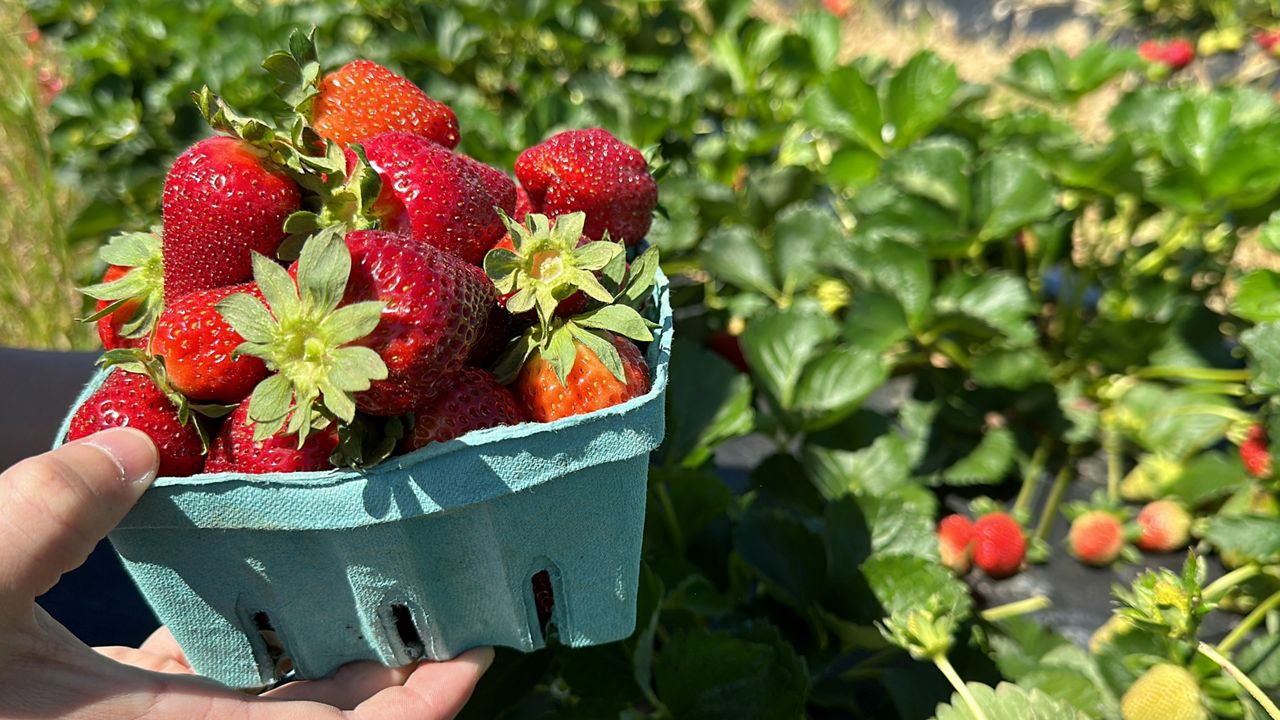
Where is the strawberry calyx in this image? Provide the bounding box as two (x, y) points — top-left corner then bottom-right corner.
(487, 213), (661, 387)
(79, 230), (165, 340)
(217, 231), (388, 445)
(262, 28), (323, 119)
(486, 211), (624, 330)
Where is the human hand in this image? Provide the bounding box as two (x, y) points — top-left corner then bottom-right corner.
(0, 428), (492, 719)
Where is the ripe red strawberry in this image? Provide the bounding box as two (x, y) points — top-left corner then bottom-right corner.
(151, 284), (269, 404)
(310, 60), (459, 148)
(1242, 424), (1272, 479)
(707, 331), (748, 373)
(1139, 39), (1195, 71)
(516, 331), (650, 422)
(972, 512), (1025, 579)
(514, 184), (533, 223)
(937, 514), (975, 575)
(205, 398), (338, 473)
(95, 266), (146, 351)
(339, 231), (495, 415)
(80, 231), (166, 349)
(162, 136), (301, 303)
(1068, 511), (1126, 566)
(67, 371), (204, 477)
(515, 128), (658, 245)
(401, 368), (525, 450)
(361, 132), (514, 264)
(1136, 500), (1192, 553)
(467, 302), (526, 369)
(1257, 29), (1280, 55)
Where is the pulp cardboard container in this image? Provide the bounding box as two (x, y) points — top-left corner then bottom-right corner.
(55, 274), (672, 689)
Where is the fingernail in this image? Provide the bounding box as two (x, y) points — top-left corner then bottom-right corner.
(471, 646), (495, 672)
(77, 428), (160, 488)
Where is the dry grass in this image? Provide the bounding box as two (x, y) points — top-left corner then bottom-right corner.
(0, 4), (94, 350)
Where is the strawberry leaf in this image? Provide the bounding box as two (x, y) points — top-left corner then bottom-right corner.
(569, 324), (626, 383)
(546, 325), (579, 386)
(215, 293), (276, 344)
(576, 304), (655, 342)
(295, 230), (349, 314)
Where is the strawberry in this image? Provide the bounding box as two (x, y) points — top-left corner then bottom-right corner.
(402, 368), (525, 450)
(707, 331), (749, 373)
(1120, 664), (1207, 720)
(151, 283), (269, 404)
(937, 514), (974, 575)
(972, 512), (1025, 579)
(1139, 39), (1195, 71)
(1241, 423), (1272, 479)
(162, 135), (301, 303)
(516, 331), (650, 422)
(219, 230), (494, 441)
(1135, 500), (1191, 553)
(515, 128), (658, 245)
(80, 231), (166, 349)
(94, 266), (145, 351)
(361, 132), (515, 264)
(67, 371), (204, 477)
(467, 302), (525, 369)
(310, 60), (460, 148)
(1068, 511), (1126, 566)
(1257, 29), (1280, 56)
(205, 398), (338, 474)
(514, 184), (533, 223)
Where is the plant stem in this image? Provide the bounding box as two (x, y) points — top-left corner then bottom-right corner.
(1034, 461), (1073, 543)
(1013, 440), (1051, 522)
(1218, 588), (1280, 655)
(1104, 428), (1121, 504)
(934, 654), (990, 720)
(653, 482), (685, 554)
(980, 595), (1052, 623)
(1198, 641), (1280, 719)
(1135, 366), (1251, 383)
(1204, 565), (1264, 602)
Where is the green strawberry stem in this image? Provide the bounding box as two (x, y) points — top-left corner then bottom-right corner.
(933, 656), (991, 720)
(1135, 366), (1252, 383)
(1033, 459), (1073, 543)
(1203, 565), (1265, 601)
(218, 229), (387, 444)
(979, 595), (1051, 623)
(1197, 641), (1280, 719)
(1012, 438), (1051, 522)
(1217, 588), (1280, 655)
(1104, 426), (1122, 503)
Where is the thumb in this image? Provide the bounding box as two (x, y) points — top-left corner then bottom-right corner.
(0, 428), (158, 607)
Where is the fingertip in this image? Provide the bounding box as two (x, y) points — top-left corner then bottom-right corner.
(73, 427), (159, 488)
(461, 646), (495, 674)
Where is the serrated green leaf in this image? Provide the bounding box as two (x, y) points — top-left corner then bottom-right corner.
(802, 64), (884, 152)
(701, 225), (776, 296)
(887, 51), (958, 148)
(569, 325), (625, 383)
(1233, 271), (1280, 323)
(252, 252), (300, 318)
(933, 681), (1088, 720)
(883, 137), (972, 215)
(863, 554), (970, 620)
(1244, 322), (1280, 394)
(739, 306), (838, 413)
(773, 203), (842, 291)
(973, 151), (1057, 242)
(791, 346), (887, 431)
(575, 304), (654, 342)
(935, 427), (1017, 486)
(1202, 516), (1280, 564)
(653, 624), (807, 720)
(248, 374), (293, 426)
(319, 301), (385, 346)
(216, 292), (277, 345)
(656, 339), (755, 468)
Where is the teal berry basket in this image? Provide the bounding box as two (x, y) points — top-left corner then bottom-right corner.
(54, 271), (672, 690)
